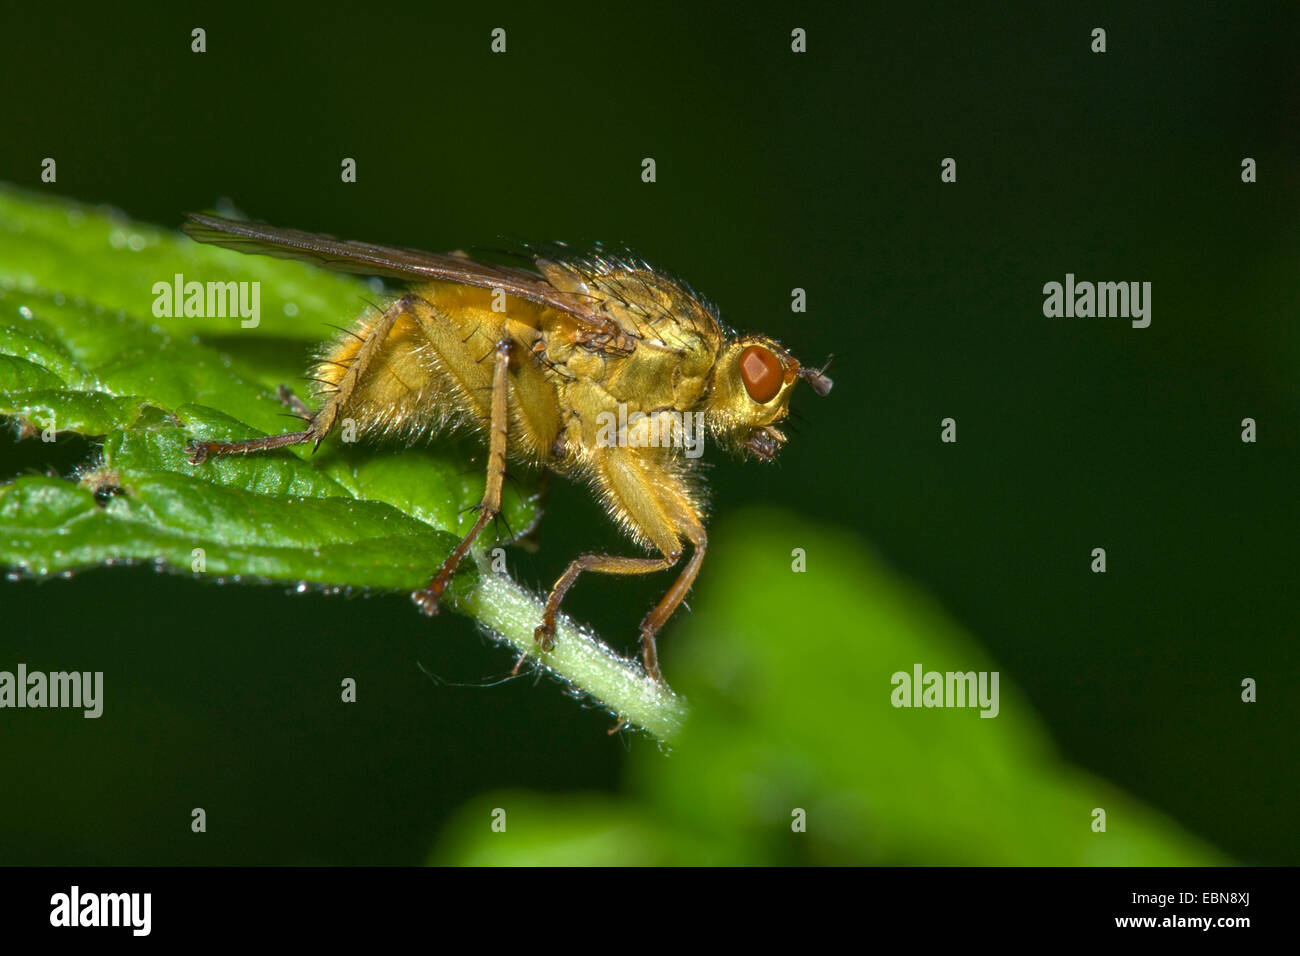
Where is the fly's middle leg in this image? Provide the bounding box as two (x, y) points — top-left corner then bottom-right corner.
(411, 338), (513, 615)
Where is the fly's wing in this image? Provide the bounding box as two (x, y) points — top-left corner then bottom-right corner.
(183, 214), (615, 333)
(183, 214), (722, 356)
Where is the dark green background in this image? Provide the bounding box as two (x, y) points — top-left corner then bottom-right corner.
(1, 1), (1295, 863)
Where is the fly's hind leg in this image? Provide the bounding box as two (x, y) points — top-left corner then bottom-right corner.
(186, 294), (415, 465)
(185, 421), (317, 464)
(411, 338), (514, 616)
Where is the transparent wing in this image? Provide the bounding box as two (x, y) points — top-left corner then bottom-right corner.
(182, 215), (725, 355)
(182, 213), (608, 323)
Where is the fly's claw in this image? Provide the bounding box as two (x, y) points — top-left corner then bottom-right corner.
(186, 440), (215, 465)
(411, 586), (444, 616)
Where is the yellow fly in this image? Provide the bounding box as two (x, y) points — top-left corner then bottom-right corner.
(183, 215), (832, 680)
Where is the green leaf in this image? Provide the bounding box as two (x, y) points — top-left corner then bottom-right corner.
(0, 185), (687, 738)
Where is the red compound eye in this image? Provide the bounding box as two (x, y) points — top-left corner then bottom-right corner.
(739, 345), (783, 403)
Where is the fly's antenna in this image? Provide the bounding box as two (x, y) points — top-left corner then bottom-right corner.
(798, 354), (834, 396)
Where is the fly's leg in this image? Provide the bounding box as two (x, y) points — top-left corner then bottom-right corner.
(532, 448), (708, 681)
(411, 338), (513, 616)
(533, 541), (706, 682)
(534, 552), (678, 654)
(186, 294), (414, 464)
(276, 384), (313, 420)
(636, 527), (707, 680)
(185, 423), (314, 463)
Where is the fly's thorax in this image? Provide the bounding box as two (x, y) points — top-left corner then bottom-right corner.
(556, 374), (709, 464)
(604, 345), (695, 407)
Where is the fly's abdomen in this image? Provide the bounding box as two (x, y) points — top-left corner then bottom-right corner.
(312, 282), (560, 459)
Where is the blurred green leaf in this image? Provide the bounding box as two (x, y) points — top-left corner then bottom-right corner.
(435, 508), (1227, 865)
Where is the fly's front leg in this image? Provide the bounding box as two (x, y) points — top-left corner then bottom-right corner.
(532, 543), (699, 681)
(534, 448), (707, 680)
(637, 526), (707, 680)
(186, 294), (414, 464)
(412, 338), (513, 615)
(533, 551), (680, 652)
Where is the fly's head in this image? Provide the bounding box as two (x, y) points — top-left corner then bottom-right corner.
(705, 335), (833, 462)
